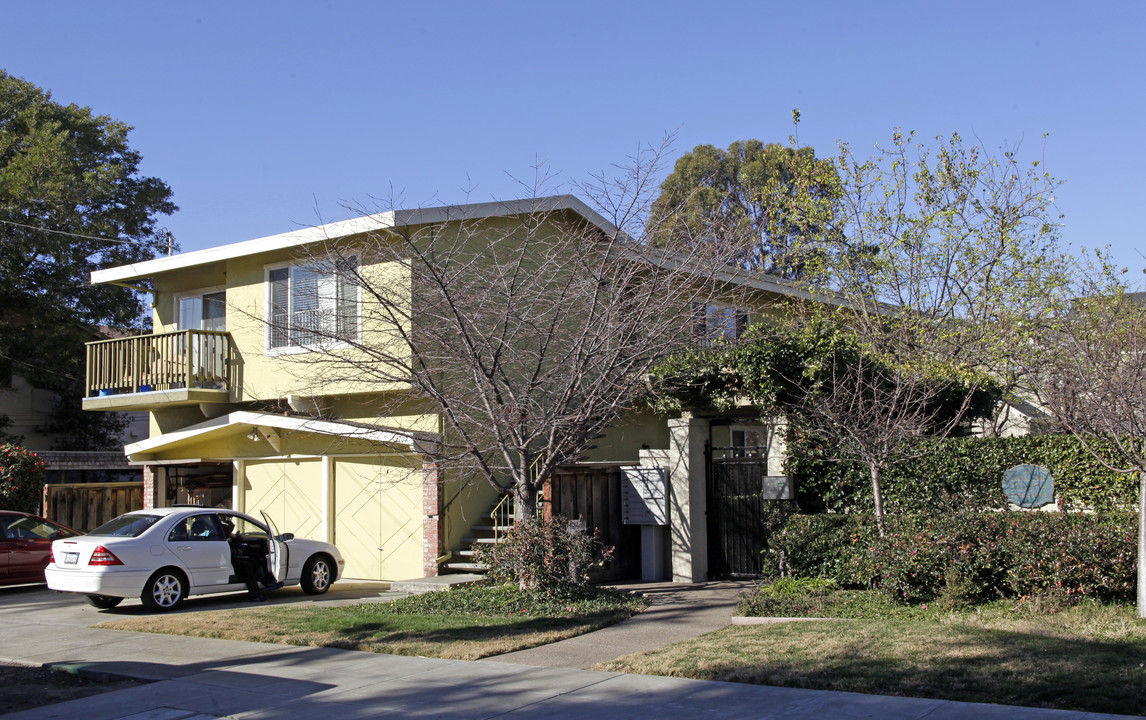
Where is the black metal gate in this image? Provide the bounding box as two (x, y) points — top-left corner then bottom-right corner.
(707, 456), (770, 578)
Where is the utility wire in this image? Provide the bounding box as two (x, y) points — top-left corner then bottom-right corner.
(0, 353), (78, 382)
(0, 218), (158, 247)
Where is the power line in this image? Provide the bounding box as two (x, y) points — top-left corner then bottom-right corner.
(0, 218), (160, 247)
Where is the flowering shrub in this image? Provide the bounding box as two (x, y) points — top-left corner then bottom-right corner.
(0, 444), (46, 514)
(474, 515), (614, 596)
(772, 512), (1136, 605)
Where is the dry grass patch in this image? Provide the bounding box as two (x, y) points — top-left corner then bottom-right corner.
(596, 603), (1146, 716)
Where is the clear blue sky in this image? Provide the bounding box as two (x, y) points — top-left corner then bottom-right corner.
(6, 1), (1144, 269)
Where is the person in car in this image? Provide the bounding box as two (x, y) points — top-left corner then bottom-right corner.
(220, 516), (282, 602)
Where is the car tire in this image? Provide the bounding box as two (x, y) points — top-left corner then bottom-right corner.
(85, 594), (123, 609)
(301, 554), (333, 595)
(141, 568), (187, 612)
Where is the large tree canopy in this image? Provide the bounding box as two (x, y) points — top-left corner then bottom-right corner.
(646, 138), (841, 277)
(0, 70), (176, 447)
(647, 130), (1066, 534)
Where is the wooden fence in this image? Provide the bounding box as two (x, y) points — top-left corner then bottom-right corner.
(543, 467), (639, 581)
(44, 482), (144, 532)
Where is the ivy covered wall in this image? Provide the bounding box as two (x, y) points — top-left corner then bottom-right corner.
(786, 432), (1138, 514)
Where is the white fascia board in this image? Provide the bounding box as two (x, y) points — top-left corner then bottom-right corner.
(629, 245), (841, 305)
(91, 195), (618, 285)
(91, 212), (397, 285)
(123, 410), (433, 457)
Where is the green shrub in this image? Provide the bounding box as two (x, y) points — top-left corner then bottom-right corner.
(769, 512), (1137, 605)
(474, 515), (614, 596)
(769, 514), (875, 584)
(786, 433), (1136, 513)
(0, 445), (46, 514)
(736, 577), (836, 617)
(377, 582), (645, 617)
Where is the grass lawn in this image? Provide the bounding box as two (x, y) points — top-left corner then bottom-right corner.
(596, 589), (1146, 716)
(96, 584), (646, 661)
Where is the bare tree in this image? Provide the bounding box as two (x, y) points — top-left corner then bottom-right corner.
(771, 131), (1067, 530)
(271, 147), (740, 519)
(774, 320), (988, 535)
(1032, 280), (1146, 617)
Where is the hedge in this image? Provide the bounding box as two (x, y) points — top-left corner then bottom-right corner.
(770, 512), (1137, 605)
(786, 432), (1138, 514)
(0, 445), (46, 515)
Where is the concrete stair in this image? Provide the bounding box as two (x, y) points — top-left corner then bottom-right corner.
(439, 499), (514, 574)
(389, 574), (484, 594)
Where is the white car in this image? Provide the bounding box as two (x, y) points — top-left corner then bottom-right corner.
(46, 507), (345, 611)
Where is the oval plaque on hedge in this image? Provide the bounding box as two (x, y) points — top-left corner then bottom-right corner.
(1002, 464), (1054, 508)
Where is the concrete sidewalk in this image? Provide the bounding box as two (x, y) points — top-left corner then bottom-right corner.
(486, 580), (748, 669)
(0, 583), (1136, 720)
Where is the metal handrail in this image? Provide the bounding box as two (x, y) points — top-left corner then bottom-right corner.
(492, 454), (547, 541)
(491, 494), (514, 542)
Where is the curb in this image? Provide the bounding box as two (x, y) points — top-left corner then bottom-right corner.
(43, 661), (150, 684)
(729, 616), (828, 625)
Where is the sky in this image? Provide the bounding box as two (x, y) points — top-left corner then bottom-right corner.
(5, 1), (1144, 270)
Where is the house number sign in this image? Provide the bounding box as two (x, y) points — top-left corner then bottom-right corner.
(1002, 464), (1055, 508)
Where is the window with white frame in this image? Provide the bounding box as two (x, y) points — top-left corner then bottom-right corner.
(266, 257), (359, 350)
(694, 303), (748, 346)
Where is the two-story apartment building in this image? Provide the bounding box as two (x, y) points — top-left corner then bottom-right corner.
(82, 196), (805, 584)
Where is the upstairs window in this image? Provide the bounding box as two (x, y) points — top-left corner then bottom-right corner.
(694, 303), (748, 346)
(267, 257), (359, 350)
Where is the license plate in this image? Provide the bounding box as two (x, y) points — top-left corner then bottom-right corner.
(63, 553), (80, 565)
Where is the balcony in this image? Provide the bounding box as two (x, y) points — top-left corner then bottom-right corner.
(83, 329), (237, 411)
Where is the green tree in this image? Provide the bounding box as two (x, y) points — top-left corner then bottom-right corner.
(647, 129), (1068, 535)
(647, 134), (841, 277)
(646, 317), (998, 535)
(0, 70), (176, 448)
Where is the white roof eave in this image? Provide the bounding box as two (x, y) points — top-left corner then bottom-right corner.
(92, 195), (617, 285)
(123, 410), (435, 459)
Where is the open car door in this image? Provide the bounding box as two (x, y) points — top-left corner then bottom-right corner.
(260, 511), (289, 583)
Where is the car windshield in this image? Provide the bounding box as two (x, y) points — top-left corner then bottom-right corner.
(5, 517), (71, 540)
(87, 514), (162, 537)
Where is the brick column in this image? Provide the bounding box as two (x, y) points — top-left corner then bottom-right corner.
(142, 465), (157, 509)
(422, 460), (443, 577)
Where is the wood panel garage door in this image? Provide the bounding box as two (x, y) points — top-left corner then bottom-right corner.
(334, 457), (422, 581)
(243, 459), (323, 541)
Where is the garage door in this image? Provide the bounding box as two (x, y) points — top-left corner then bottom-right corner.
(334, 456), (422, 581)
(244, 459), (323, 541)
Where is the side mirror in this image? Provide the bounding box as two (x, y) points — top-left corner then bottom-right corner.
(277, 533), (295, 542)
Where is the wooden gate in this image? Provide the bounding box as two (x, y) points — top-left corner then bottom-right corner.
(44, 482), (144, 532)
(543, 466), (639, 582)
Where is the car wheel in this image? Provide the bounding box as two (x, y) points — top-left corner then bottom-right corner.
(301, 554), (333, 595)
(141, 568), (187, 611)
(85, 594), (123, 609)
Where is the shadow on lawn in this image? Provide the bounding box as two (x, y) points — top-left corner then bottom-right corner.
(682, 623), (1146, 716)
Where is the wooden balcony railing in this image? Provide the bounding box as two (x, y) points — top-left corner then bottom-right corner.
(85, 329), (236, 398)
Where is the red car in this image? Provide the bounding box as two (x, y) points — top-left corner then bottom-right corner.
(1, 512), (79, 585)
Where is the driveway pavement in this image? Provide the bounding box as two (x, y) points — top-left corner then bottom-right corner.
(0, 582), (1136, 720)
